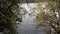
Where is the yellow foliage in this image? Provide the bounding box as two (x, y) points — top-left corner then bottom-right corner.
(35, 21), (45, 29)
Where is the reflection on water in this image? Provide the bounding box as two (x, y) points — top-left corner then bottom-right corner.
(17, 13), (47, 34)
(17, 3), (47, 34)
(20, 13), (36, 29)
(18, 29), (47, 34)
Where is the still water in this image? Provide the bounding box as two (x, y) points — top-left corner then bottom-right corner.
(17, 3), (48, 34)
(17, 13), (47, 34)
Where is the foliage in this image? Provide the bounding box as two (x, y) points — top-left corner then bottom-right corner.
(21, 1), (60, 34)
(0, 0), (22, 34)
(33, 1), (60, 34)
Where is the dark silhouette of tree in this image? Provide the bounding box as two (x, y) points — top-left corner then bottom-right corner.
(0, 0), (22, 34)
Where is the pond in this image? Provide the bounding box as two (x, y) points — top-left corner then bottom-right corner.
(17, 11), (47, 34)
(17, 3), (48, 34)
(18, 14), (47, 34)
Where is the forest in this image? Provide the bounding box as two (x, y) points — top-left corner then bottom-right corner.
(0, 0), (60, 34)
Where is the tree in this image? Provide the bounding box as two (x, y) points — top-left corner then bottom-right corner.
(0, 0), (22, 34)
(35, 1), (60, 34)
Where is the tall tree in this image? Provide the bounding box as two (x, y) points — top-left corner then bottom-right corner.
(35, 1), (60, 34)
(0, 0), (22, 34)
